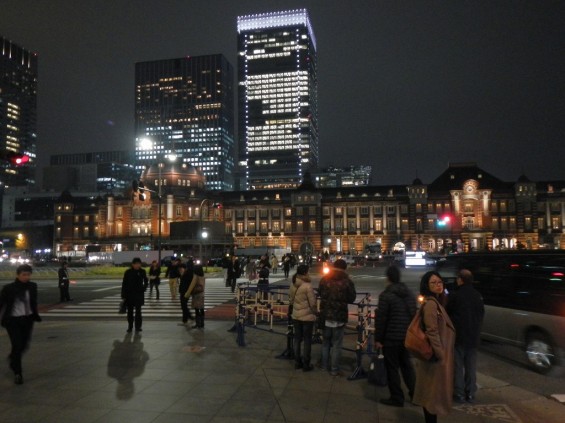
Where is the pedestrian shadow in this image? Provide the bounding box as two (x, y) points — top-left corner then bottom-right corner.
(106, 333), (149, 400)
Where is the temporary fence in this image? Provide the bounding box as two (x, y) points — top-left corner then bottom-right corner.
(228, 281), (377, 381)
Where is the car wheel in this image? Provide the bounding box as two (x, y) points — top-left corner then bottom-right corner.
(525, 331), (556, 374)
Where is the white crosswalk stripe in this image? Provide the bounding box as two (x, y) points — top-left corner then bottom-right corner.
(45, 277), (236, 318)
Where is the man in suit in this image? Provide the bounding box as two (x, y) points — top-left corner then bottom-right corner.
(121, 258), (148, 333)
(0, 264), (42, 384)
(58, 261), (72, 302)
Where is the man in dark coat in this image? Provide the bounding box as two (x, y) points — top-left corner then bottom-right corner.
(121, 258), (148, 333)
(58, 261), (72, 302)
(446, 269), (485, 403)
(318, 259), (356, 376)
(178, 261), (195, 324)
(375, 266), (417, 407)
(227, 256), (241, 293)
(0, 264), (42, 384)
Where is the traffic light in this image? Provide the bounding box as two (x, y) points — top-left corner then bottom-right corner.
(1, 151), (30, 166)
(437, 215), (451, 227)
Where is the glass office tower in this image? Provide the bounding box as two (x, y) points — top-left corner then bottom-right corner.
(237, 9), (318, 190)
(0, 37), (37, 187)
(135, 55), (235, 191)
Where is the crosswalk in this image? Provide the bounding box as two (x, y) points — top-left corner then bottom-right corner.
(45, 277), (236, 318)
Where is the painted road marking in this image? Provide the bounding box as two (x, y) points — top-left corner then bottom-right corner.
(453, 403), (522, 423)
(93, 286), (121, 292)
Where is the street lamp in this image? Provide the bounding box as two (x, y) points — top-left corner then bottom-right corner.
(133, 138), (176, 265)
(198, 199), (221, 267)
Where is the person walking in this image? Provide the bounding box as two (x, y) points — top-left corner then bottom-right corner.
(270, 254), (278, 274)
(165, 258), (181, 301)
(246, 258), (257, 282)
(289, 265), (317, 372)
(318, 259), (356, 376)
(283, 255), (291, 279)
(121, 258), (148, 333)
(185, 265), (206, 329)
(58, 261), (72, 302)
(413, 271), (456, 423)
(148, 260), (161, 300)
(374, 265), (417, 407)
(227, 256), (241, 293)
(446, 269), (485, 403)
(178, 261), (195, 324)
(0, 264), (42, 384)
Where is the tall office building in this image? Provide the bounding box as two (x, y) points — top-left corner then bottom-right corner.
(237, 9), (318, 190)
(135, 55), (235, 191)
(0, 37), (37, 187)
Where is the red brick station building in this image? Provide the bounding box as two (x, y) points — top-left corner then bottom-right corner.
(53, 162), (565, 259)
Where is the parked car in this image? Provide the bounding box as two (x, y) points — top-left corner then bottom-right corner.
(437, 251), (565, 374)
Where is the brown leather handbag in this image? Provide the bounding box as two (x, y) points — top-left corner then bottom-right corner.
(405, 304), (434, 360)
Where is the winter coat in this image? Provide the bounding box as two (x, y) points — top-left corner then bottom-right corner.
(0, 280), (41, 327)
(179, 266), (195, 296)
(121, 267), (148, 307)
(289, 275), (317, 322)
(58, 267), (69, 286)
(149, 266), (161, 284)
(413, 296), (456, 417)
(227, 260), (241, 278)
(186, 268), (206, 309)
(446, 283), (485, 348)
(318, 269), (356, 324)
(374, 282), (417, 346)
(165, 263), (180, 279)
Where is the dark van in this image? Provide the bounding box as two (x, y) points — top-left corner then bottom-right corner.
(437, 251), (565, 373)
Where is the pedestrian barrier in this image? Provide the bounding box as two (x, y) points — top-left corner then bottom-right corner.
(229, 282), (377, 381)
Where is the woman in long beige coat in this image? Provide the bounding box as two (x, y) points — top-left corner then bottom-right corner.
(413, 271), (456, 423)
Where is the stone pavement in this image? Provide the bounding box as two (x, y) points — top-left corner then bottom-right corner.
(0, 318), (563, 423)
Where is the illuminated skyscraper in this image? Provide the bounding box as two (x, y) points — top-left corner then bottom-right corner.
(237, 9), (318, 190)
(135, 55), (235, 191)
(0, 36), (37, 187)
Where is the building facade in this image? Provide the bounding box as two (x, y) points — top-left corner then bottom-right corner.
(313, 165), (372, 188)
(135, 54), (235, 191)
(0, 36), (37, 187)
(44, 151), (138, 192)
(53, 163), (565, 257)
(237, 9), (318, 190)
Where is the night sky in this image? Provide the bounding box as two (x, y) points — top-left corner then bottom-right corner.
(1, 0), (564, 186)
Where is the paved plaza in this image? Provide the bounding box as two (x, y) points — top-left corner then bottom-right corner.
(0, 316), (563, 423)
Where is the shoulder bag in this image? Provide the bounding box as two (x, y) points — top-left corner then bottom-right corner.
(404, 301), (434, 360)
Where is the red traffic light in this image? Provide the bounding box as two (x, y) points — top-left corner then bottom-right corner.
(8, 153), (30, 166)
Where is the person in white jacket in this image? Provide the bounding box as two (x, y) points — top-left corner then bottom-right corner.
(288, 264), (317, 372)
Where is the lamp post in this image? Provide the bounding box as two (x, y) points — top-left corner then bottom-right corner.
(137, 137), (177, 265)
(198, 199), (221, 267)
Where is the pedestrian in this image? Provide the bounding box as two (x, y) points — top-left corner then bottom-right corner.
(121, 258), (148, 333)
(227, 255), (241, 293)
(178, 261), (195, 324)
(58, 261), (73, 302)
(283, 255), (291, 279)
(318, 259), (356, 376)
(165, 258), (181, 301)
(288, 264), (316, 372)
(446, 269), (485, 404)
(246, 258), (257, 282)
(185, 265), (206, 329)
(270, 254), (278, 274)
(412, 271), (456, 423)
(148, 260), (161, 300)
(222, 254), (230, 287)
(374, 265), (417, 407)
(0, 264), (42, 385)
(257, 262), (270, 298)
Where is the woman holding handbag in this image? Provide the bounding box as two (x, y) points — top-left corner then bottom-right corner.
(185, 265), (206, 329)
(412, 271), (455, 423)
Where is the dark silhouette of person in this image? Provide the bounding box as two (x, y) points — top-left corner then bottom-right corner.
(107, 333), (148, 399)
